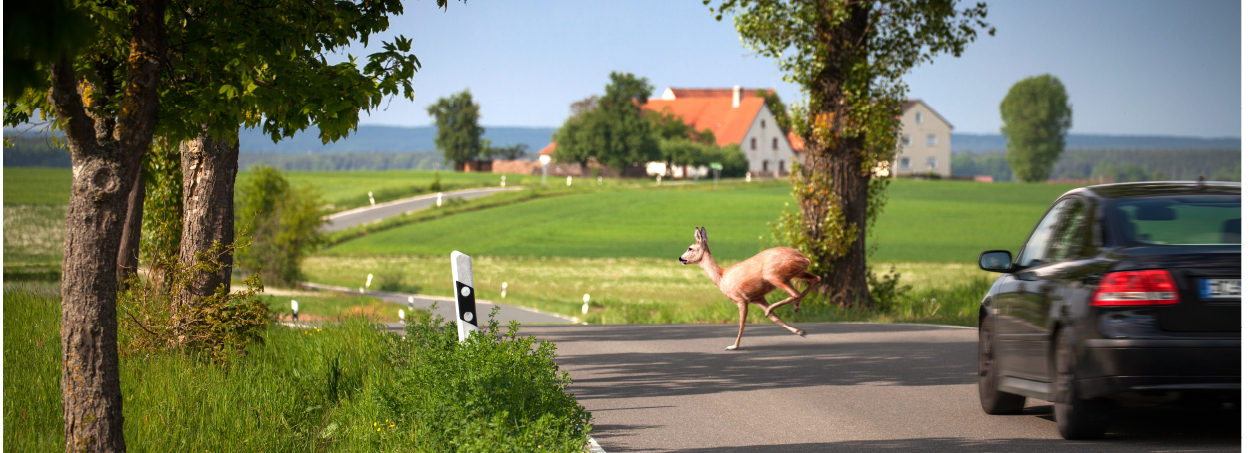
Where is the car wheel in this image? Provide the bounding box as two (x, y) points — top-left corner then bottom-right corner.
(1053, 327), (1109, 440)
(979, 318), (1026, 414)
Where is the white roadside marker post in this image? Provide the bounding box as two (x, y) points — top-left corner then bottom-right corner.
(501, 175), (506, 187)
(746, 173), (752, 183)
(597, 176), (602, 185)
(366, 273), (373, 289)
(407, 296), (414, 311)
(451, 251), (479, 342)
(398, 309), (405, 325)
(368, 191), (375, 205)
(501, 282), (508, 299)
(566, 175), (572, 186)
(291, 300), (299, 322)
(656, 174), (662, 186)
(582, 294), (590, 315)
(437, 192), (443, 207)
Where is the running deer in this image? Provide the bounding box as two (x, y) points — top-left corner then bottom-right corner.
(679, 227), (820, 350)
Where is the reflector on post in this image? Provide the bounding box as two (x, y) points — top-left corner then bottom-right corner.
(451, 251), (479, 341)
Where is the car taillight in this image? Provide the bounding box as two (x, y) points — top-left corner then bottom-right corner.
(1091, 270), (1180, 306)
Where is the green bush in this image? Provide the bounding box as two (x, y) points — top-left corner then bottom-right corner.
(371, 306), (592, 452)
(235, 165), (327, 287)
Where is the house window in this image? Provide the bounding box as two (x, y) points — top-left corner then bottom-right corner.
(762, 119), (767, 129)
(900, 157), (911, 169)
(927, 134), (937, 146)
(762, 160), (769, 172)
(778, 160), (785, 174)
(751, 137), (757, 150)
(927, 157), (938, 169)
(901, 134), (912, 146)
(772, 137), (778, 150)
(915, 112), (923, 124)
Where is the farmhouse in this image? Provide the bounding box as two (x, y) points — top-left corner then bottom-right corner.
(645, 86), (798, 177)
(893, 99), (953, 178)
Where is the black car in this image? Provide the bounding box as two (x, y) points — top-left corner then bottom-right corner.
(976, 181), (1240, 439)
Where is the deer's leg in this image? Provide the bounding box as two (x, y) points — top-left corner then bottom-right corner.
(752, 300), (805, 337)
(726, 300), (748, 351)
(763, 273), (821, 317)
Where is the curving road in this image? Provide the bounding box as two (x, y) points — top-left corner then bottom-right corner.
(322, 186), (521, 232)
(520, 323), (1240, 452)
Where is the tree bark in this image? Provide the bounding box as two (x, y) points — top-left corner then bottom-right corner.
(802, 2), (874, 309)
(176, 128), (240, 307)
(116, 172), (146, 285)
(50, 1), (166, 450)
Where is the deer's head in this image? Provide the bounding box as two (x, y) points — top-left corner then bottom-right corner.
(679, 227), (709, 265)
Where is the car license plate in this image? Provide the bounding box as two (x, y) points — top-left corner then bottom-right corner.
(1200, 279), (1241, 299)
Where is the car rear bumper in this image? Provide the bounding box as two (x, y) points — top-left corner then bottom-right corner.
(1079, 338), (1240, 399)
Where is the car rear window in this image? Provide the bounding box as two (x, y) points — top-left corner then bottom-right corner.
(1111, 195), (1240, 246)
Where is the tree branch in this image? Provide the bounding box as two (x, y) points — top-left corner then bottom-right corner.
(47, 56), (100, 159)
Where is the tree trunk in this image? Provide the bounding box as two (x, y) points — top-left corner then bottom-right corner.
(116, 171), (146, 285)
(51, 1), (166, 449)
(802, 2), (874, 309)
(177, 128), (240, 307)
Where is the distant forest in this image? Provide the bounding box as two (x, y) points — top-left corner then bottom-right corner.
(952, 149), (1241, 182)
(6, 129), (1242, 182)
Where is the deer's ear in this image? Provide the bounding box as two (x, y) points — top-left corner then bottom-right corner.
(699, 227), (708, 242)
(694, 227), (703, 242)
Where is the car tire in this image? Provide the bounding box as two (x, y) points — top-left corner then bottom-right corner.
(979, 318), (1026, 414)
(1053, 327), (1109, 440)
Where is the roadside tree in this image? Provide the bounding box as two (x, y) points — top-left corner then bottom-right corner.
(1000, 74), (1073, 183)
(709, 0), (992, 308)
(554, 72), (660, 176)
(429, 89), (485, 170)
(3, 0), (450, 447)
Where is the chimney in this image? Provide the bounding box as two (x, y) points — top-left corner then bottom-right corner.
(732, 85), (741, 108)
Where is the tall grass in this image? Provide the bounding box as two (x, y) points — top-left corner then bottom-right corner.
(4, 285), (589, 452)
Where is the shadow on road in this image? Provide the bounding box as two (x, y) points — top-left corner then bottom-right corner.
(662, 405), (1240, 451)
(528, 324), (976, 400)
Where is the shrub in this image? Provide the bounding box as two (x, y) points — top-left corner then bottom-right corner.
(119, 242), (270, 362)
(867, 264), (913, 312)
(235, 165), (327, 287)
(429, 171), (442, 191)
(371, 306), (592, 452)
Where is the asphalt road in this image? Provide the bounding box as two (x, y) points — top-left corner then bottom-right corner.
(520, 323), (1240, 452)
(297, 281), (575, 328)
(321, 186), (521, 232)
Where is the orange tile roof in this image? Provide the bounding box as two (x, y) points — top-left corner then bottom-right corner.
(787, 132), (804, 153)
(538, 142), (555, 156)
(641, 96), (765, 147)
(665, 87), (774, 99)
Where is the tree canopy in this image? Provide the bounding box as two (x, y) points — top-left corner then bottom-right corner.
(428, 89), (485, 169)
(1000, 74), (1073, 183)
(709, 0), (992, 307)
(553, 72), (660, 174)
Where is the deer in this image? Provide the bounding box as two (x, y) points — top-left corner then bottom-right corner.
(679, 227), (820, 350)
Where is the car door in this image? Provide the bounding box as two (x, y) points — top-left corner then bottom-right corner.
(1020, 197), (1092, 381)
(997, 198), (1076, 380)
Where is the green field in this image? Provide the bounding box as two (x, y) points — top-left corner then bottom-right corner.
(324, 179), (1080, 262)
(4, 167), (72, 205)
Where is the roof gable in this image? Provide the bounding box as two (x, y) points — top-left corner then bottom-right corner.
(902, 99), (954, 129)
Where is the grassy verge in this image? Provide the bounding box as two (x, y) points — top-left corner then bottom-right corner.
(257, 292), (413, 322)
(302, 255), (997, 327)
(4, 284), (590, 452)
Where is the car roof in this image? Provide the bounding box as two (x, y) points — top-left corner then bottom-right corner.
(1061, 181), (1240, 200)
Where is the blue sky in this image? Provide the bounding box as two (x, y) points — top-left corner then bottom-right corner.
(347, 0), (1240, 138)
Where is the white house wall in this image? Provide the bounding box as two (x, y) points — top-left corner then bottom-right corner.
(741, 105), (798, 176)
(893, 101), (952, 177)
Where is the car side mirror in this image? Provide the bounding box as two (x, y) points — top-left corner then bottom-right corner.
(979, 250), (1014, 273)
